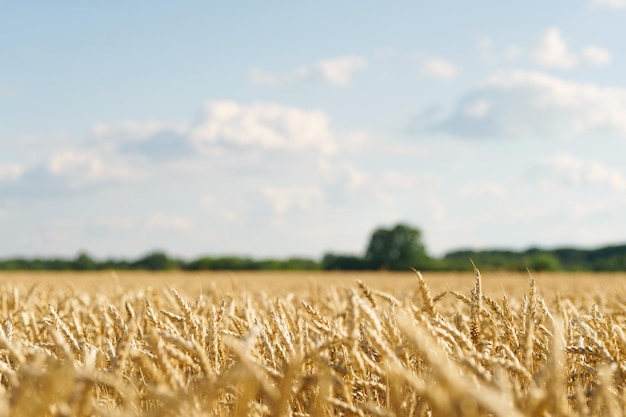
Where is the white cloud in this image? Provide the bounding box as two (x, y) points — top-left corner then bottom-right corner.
(1, 96), (448, 258)
(459, 183), (508, 199)
(191, 101), (337, 154)
(532, 28), (611, 68)
(420, 57), (458, 80)
(590, 0), (626, 8)
(92, 101), (369, 160)
(47, 149), (141, 186)
(532, 28), (578, 69)
(581, 45), (612, 66)
(434, 70), (626, 139)
(316, 56), (368, 86)
(6, 100), (372, 208)
(540, 153), (626, 190)
(0, 163), (24, 182)
(249, 55), (367, 87)
(144, 214), (192, 231)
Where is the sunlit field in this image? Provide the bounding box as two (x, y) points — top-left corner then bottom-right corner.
(3, 270), (626, 296)
(1, 270), (626, 416)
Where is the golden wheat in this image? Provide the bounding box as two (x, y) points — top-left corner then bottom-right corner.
(0, 271), (625, 416)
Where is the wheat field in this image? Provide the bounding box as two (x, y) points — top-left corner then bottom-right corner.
(0, 270), (626, 416)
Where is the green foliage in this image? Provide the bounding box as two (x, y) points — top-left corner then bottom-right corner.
(73, 252), (96, 271)
(445, 245), (626, 272)
(185, 256), (321, 271)
(526, 253), (561, 272)
(322, 253), (369, 270)
(444, 250), (526, 271)
(364, 223), (431, 270)
(131, 251), (180, 271)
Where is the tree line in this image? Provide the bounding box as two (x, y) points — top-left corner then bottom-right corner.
(2, 223), (626, 271)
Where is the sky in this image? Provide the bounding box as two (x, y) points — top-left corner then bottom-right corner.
(2, 1), (626, 260)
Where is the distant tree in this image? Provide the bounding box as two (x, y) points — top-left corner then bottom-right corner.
(131, 251), (179, 271)
(208, 256), (258, 270)
(322, 253), (369, 270)
(73, 252), (96, 270)
(100, 258), (130, 270)
(282, 257), (321, 270)
(588, 245), (626, 271)
(364, 223), (430, 270)
(185, 256), (215, 271)
(527, 253), (561, 272)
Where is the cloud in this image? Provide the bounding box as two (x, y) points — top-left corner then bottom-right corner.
(590, 0), (626, 8)
(539, 153), (626, 190)
(0, 163), (24, 182)
(191, 101), (337, 154)
(4, 98), (425, 258)
(2, 94), (447, 258)
(249, 55), (368, 87)
(532, 28), (611, 68)
(46, 149), (141, 187)
(581, 45), (612, 66)
(316, 56), (368, 86)
(90, 100), (346, 161)
(532, 28), (577, 68)
(419, 58), (458, 80)
(433, 70), (626, 139)
(3, 100), (369, 207)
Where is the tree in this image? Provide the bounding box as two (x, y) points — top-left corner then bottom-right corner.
(322, 253), (369, 270)
(73, 252), (96, 271)
(526, 253), (560, 272)
(364, 223), (430, 270)
(131, 251), (179, 271)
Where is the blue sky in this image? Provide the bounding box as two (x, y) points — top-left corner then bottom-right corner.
(2, 1), (626, 259)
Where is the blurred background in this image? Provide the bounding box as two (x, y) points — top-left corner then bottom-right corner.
(1, 1), (625, 262)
